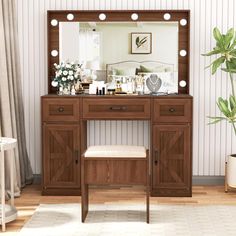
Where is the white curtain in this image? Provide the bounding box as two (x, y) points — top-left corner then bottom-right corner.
(0, 0), (33, 196)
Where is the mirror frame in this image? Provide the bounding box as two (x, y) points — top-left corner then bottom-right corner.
(47, 10), (190, 94)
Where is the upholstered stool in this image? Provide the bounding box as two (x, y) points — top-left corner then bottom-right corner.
(81, 145), (150, 223)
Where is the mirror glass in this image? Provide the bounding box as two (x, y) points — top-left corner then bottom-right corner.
(59, 21), (179, 91)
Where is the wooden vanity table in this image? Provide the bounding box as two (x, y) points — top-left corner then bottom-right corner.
(42, 10), (192, 197)
(42, 94), (192, 197)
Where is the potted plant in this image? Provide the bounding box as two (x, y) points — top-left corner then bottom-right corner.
(51, 61), (82, 95)
(202, 27), (236, 191)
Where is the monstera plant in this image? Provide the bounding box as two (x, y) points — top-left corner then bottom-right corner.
(202, 27), (236, 190)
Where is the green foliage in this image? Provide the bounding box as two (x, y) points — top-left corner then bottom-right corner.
(202, 27), (236, 76)
(202, 27), (236, 135)
(135, 36), (147, 48)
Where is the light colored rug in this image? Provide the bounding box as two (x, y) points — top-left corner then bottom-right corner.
(19, 203), (236, 236)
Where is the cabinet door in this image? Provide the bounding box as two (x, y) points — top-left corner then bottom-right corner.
(43, 124), (80, 189)
(152, 124), (191, 196)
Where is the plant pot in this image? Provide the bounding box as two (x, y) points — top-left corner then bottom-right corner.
(227, 154), (236, 188)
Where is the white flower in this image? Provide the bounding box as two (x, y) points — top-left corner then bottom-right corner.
(51, 81), (58, 87)
(54, 63), (57, 67)
(55, 70), (62, 77)
(63, 70), (68, 76)
(69, 70), (73, 75)
(66, 64), (72, 69)
(68, 75), (74, 80)
(62, 77), (67, 81)
(74, 74), (78, 79)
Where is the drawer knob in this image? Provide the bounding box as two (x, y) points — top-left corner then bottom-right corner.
(58, 107), (64, 112)
(109, 106), (127, 111)
(169, 108), (175, 113)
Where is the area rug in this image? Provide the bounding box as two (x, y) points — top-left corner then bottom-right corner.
(19, 203), (236, 236)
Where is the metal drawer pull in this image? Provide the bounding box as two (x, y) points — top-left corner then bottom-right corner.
(109, 106), (127, 111)
(169, 108), (175, 112)
(58, 107), (64, 112)
(155, 150), (158, 165)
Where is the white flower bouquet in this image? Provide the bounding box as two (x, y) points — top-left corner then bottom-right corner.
(51, 61), (82, 89)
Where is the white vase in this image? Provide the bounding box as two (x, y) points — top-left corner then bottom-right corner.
(227, 154), (236, 188)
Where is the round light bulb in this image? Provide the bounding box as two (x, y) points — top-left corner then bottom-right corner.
(131, 13), (139, 21)
(99, 13), (106, 21)
(51, 19), (58, 26)
(180, 50), (187, 57)
(163, 13), (171, 20)
(180, 19), (187, 26)
(67, 13), (74, 21)
(179, 80), (187, 87)
(51, 50), (58, 57)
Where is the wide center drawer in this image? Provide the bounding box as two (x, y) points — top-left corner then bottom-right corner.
(82, 98), (150, 119)
(42, 98), (80, 122)
(153, 98), (192, 123)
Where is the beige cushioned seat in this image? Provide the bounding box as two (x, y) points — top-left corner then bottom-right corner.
(84, 145), (146, 158)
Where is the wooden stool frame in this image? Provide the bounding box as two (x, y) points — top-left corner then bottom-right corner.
(81, 150), (150, 223)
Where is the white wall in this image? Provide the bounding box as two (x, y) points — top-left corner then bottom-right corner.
(16, 0), (236, 176)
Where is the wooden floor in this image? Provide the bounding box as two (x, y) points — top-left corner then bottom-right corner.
(3, 184), (236, 235)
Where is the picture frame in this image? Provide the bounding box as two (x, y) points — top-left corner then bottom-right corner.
(131, 32), (152, 54)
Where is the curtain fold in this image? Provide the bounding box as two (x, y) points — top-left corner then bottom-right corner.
(0, 0), (33, 195)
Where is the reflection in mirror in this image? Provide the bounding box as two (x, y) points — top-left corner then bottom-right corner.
(180, 49), (187, 57)
(51, 50), (58, 57)
(131, 13), (138, 20)
(99, 13), (106, 21)
(179, 80), (187, 87)
(51, 19), (58, 26)
(180, 19), (187, 26)
(163, 13), (171, 20)
(59, 21), (179, 92)
(67, 13), (74, 21)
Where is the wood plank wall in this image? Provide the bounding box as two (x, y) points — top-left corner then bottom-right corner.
(15, 0), (236, 175)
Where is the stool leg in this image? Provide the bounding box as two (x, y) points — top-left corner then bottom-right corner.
(81, 157), (88, 222)
(1, 151), (6, 231)
(10, 150), (14, 206)
(81, 184), (89, 222)
(146, 173), (150, 224)
(225, 161), (228, 193)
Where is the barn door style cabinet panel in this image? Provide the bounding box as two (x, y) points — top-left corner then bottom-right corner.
(151, 98), (192, 196)
(42, 98), (81, 195)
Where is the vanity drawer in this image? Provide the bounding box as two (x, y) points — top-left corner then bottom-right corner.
(42, 98), (80, 122)
(83, 98), (150, 119)
(153, 99), (192, 123)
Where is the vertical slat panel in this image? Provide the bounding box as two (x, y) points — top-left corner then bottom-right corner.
(16, 0), (236, 175)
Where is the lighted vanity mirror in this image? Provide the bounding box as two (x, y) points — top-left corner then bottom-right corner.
(59, 21), (179, 92)
(47, 10), (190, 94)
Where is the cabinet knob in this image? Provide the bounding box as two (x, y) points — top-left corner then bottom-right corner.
(58, 107), (64, 112)
(169, 108), (175, 113)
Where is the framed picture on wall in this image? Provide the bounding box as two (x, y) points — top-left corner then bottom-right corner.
(131, 32), (152, 54)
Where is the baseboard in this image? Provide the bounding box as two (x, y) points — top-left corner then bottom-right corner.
(33, 174), (42, 184)
(33, 175), (225, 185)
(192, 176), (225, 185)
